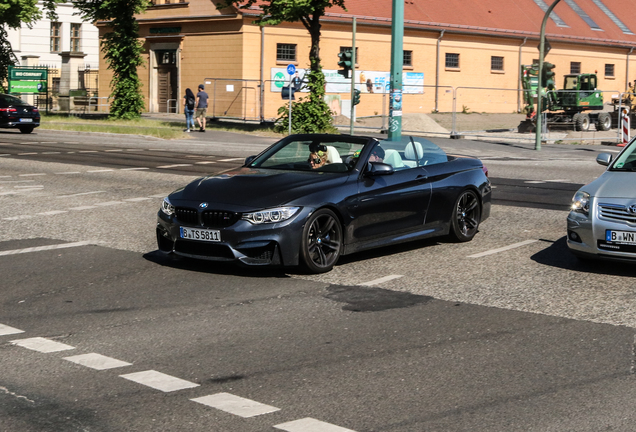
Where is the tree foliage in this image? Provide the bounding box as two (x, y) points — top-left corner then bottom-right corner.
(218, 0), (346, 133)
(0, 0), (61, 92)
(75, 0), (149, 119)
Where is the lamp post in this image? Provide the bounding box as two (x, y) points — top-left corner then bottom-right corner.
(388, 0), (404, 141)
(535, 0), (561, 151)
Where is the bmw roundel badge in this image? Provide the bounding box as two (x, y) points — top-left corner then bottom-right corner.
(629, 204), (636, 215)
(199, 202), (208, 209)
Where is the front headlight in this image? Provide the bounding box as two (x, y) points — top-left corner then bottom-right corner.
(161, 197), (175, 216)
(242, 206), (300, 224)
(571, 191), (590, 215)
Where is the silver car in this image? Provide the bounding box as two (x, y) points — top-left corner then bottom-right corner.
(567, 140), (636, 262)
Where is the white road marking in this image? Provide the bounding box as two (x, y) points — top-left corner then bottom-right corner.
(217, 158), (244, 162)
(0, 154), (9, 157)
(124, 197), (151, 202)
(195, 161), (216, 164)
(37, 210), (68, 216)
(359, 275), (404, 286)
(274, 418), (357, 432)
(11, 337), (75, 353)
(87, 169), (114, 173)
(58, 191), (105, 198)
(19, 173), (46, 176)
(79, 151), (98, 153)
(191, 393), (280, 418)
(105, 149), (123, 152)
(94, 201), (124, 206)
(149, 194), (167, 198)
(14, 185), (43, 189)
(0, 324), (24, 336)
(55, 172), (81, 175)
(157, 164), (192, 168)
(3, 215), (32, 220)
(0, 241), (93, 256)
(42, 151), (61, 154)
(120, 370), (200, 392)
(64, 353), (132, 370)
(69, 206), (98, 211)
(467, 240), (539, 258)
(121, 167), (149, 171)
(18, 153), (37, 155)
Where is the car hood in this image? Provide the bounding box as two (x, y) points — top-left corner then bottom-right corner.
(171, 167), (349, 209)
(586, 171), (636, 199)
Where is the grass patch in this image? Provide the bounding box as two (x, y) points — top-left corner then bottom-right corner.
(39, 113), (283, 139)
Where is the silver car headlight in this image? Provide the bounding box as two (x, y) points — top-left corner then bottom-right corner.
(571, 191), (590, 215)
(242, 207), (300, 224)
(161, 197), (175, 216)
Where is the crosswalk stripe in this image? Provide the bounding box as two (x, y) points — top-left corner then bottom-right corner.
(0, 324), (24, 336)
(120, 370), (199, 392)
(64, 353), (132, 370)
(191, 393), (280, 418)
(11, 337), (75, 353)
(274, 418), (357, 432)
(0, 241), (93, 256)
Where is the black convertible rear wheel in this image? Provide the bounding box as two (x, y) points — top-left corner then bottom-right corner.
(300, 208), (342, 273)
(449, 190), (481, 242)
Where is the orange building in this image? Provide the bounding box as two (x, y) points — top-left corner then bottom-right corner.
(96, 0), (636, 118)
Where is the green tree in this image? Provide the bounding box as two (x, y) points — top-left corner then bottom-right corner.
(75, 0), (150, 119)
(0, 0), (60, 92)
(217, 0), (346, 133)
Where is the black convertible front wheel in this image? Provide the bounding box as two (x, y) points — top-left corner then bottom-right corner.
(300, 208), (342, 273)
(449, 190), (481, 242)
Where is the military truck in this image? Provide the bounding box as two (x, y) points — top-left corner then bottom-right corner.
(519, 63), (611, 132)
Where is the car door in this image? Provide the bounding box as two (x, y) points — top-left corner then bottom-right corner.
(347, 165), (432, 242)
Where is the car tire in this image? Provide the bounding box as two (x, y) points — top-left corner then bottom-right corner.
(449, 189), (481, 242)
(596, 112), (611, 131)
(19, 126), (34, 134)
(300, 208), (342, 273)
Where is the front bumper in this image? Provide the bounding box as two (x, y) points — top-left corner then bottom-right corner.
(567, 211), (636, 262)
(156, 207), (311, 267)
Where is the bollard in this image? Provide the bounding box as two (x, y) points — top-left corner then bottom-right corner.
(619, 109), (629, 147)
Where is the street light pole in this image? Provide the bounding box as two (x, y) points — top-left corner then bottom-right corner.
(388, 0), (404, 141)
(535, 0), (561, 151)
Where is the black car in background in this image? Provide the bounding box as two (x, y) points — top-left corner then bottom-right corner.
(0, 94), (40, 134)
(157, 134), (491, 273)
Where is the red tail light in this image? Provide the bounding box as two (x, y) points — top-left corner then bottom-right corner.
(482, 164), (489, 177)
(0, 108), (17, 112)
(33, 108), (39, 113)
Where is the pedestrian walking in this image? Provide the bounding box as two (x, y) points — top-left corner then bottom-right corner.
(183, 88), (196, 132)
(195, 84), (209, 132)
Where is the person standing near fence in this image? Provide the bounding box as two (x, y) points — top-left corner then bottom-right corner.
(195, 84), (209, 132)
(183, 88), (196, 132)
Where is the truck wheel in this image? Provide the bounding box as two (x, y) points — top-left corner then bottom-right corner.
(596, 112), (611, 131)
(575, 113), (590, 132)
(572, 113), (581, 130)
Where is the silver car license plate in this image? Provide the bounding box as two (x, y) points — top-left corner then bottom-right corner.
(606, 230), (636, 244)
(19, 118), (33, 122)
(180, 227), (221, 242)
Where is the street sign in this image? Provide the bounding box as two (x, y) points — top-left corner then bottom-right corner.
(537, 39), (552, 58)
(287, 64), (296, 76)
(9, 67), (47, 81)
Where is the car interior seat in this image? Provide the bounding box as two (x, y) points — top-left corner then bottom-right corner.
(383, 149), (404, 169)
(326, 146), (342, 163)
(403, 141), (424, 167)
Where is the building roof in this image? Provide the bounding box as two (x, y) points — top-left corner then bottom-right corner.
(242, 0), (636, 48)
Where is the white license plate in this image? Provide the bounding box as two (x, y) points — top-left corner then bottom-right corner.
(180, 227), (221, 242)
(606, 230), (636, 244)
(19, 118), (32, 122)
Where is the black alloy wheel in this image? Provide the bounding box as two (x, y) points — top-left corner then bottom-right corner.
(300, 208), (342, 273)
(449, 189), (481, 242)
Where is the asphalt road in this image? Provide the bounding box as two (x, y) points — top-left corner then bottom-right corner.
(1, 128), (635, 432)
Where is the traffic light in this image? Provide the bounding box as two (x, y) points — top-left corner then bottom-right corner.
(353, 89), (361, 106)
(338, 51), (353, 78)
(542, 62), (556, 90)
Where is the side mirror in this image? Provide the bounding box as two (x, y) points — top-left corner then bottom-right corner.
(596, 153), (612, 166)
(245, 155), (256, 166)
(365, 162), (394, 176)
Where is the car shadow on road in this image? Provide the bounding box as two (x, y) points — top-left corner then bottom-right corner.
(531, 236), (636, 277)
(143, 250), (291, 279)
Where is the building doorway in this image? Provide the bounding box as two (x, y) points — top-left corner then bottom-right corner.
(155, 50), (178, 113)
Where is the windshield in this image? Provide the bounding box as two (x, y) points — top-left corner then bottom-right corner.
(247, 135), (369, 173)
(0, 95), (31, 107)
(611, 139), (636, 171)
(379, 136), (448, 169)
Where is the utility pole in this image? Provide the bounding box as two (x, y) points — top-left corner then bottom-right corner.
(535, 0), (561, 151)
(349, 17), (356, 135)
(388, 0), (404, 141)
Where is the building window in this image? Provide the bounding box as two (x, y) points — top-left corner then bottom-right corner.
(605, 63), (615, 77)
(403, 50), (413, 67)
(491, 56), (504, 71)
(50, 22), (61, 53)
(276, 44), (297, 62)
(70, 24), (81, 53)
(445, 53), (459, 69)
(570, 61), (581, 74)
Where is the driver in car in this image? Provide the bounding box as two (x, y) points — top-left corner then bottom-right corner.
(308, 142), (328, 169)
